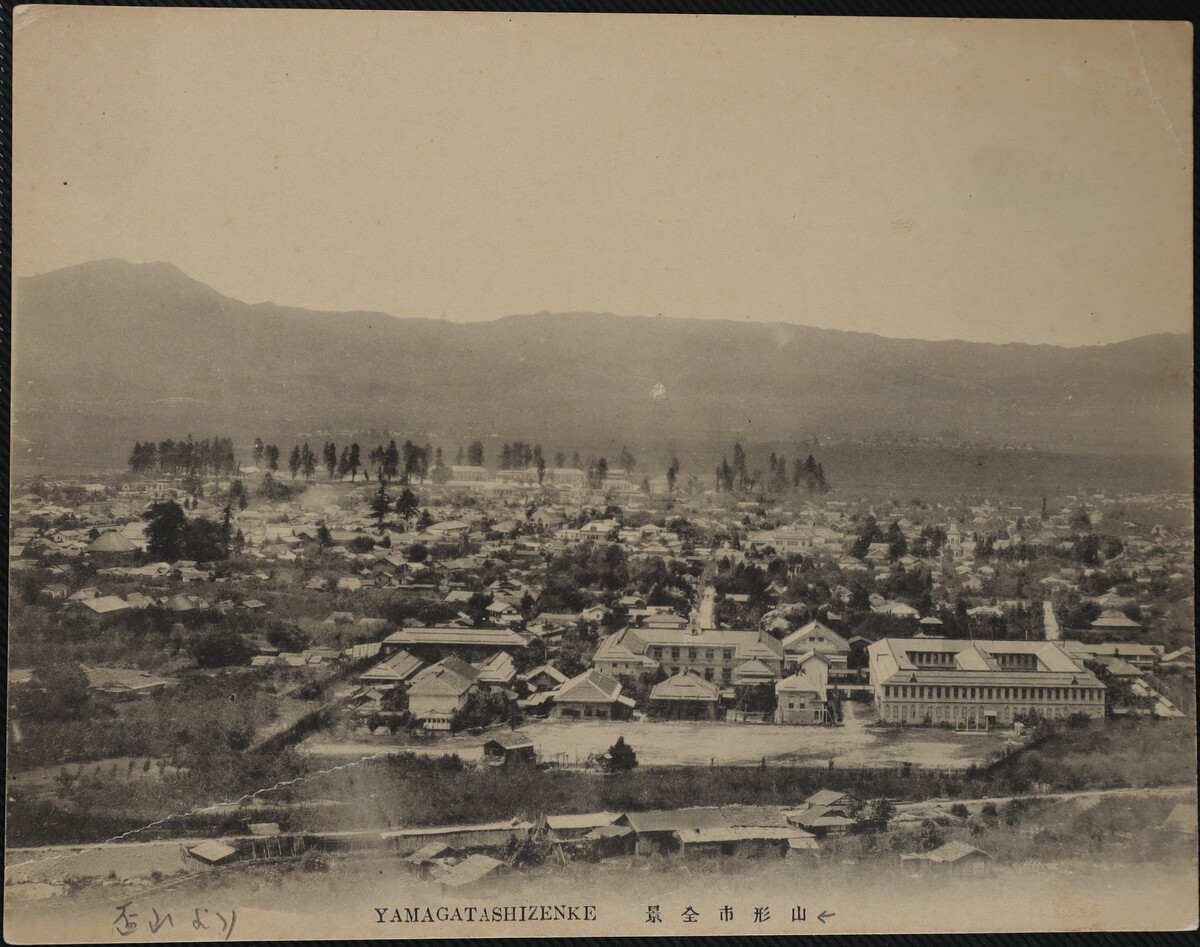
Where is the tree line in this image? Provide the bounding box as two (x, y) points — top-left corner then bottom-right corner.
(714, 443), (831, 495)
(127, 436), (238, 477)
(130, 435), (829, 498)
(258, 438), (438, 483)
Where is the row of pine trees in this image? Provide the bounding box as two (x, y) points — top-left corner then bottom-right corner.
(130, 436), (831, 495)
(714, 443), (830, 495)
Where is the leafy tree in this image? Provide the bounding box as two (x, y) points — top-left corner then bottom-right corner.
(349, 443), (362, 481)
(186, 516), (231, 562)
(401, 440), (427, 482)
(867, 798), (896, 827)
(300, 443), (317, 480)
(734, 684), (776, 715)
(406, 542), (429, 563)
(264, 444), (280, 472)
(463, 592), (495, 626)
(257, 472), (294, 501)
(732, 442), (747, 492)
(368, 445), (385, 479)
(288, 445), (302, 479)
(383, 440), (400, 481)
(323, 442), (338, 480)
(315, 521), (333, 547)
(228, 479), (248, 510)
(416, 509), (434, 531)
(370, 480), (391, 532)
(395, 488), (420, 522)
(911, 525), (947, 557)
(452, 690), (515, 732)
(501, 834), (549, 868)
(606, 736), (638, 771)
(1073, 534), (1101, 566)
(264, 622), (310, 652)
(142, 500), (189, 562)
(774, 453), (792, 493)
(220, 505), (235, 554)
(190, 627), (252, 668)
(534, 445), (546, 484)
(17, 662), (91, 723)
(253, 438), (264, 466)
(850, 516), (884, 559)
(467, 440), (485, 467)
(815, 463), (830, 493)
(715, 455), (734, 492)
(618, 446), (636, 475)
(554, 451), (565, 468)
(127, 441), (158, 473)
(916, 820), (945, 851)
(347, 535), (377, 554)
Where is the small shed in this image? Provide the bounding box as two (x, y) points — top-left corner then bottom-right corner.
(902, 840), (992, 875)
(545, 811), (622, 842)
(404, 842), (464, 881)
(481, 734), (537, 767)
(583, 823), (636, 857)
(435, 854), (511, 891)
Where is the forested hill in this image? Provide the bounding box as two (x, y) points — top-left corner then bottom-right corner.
(12, 259), (1193, 465)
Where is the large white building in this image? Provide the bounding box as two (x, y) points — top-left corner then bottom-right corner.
(868, 637), (1105, 729)
(594, 622), (783, 686)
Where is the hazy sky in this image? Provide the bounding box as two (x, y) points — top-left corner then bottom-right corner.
(14, 9), (1192, 345)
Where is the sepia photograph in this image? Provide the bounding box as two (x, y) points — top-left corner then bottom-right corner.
(6, 6), (1196, 941)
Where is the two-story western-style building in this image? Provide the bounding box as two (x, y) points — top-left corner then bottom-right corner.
(780, 620), (853, 683)
(867, 637), (1106, 729)
(594, 619), (784, 686)
(774, 652), (831, 724)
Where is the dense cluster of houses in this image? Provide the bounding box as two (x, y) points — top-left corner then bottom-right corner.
(8, 472), (1193, 738)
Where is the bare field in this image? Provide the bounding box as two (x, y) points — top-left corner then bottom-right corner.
(302, 704), (1012, 769)
(512, 714), (1009, 769)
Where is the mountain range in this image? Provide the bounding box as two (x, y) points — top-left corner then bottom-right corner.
(10, 259), (1193, 469)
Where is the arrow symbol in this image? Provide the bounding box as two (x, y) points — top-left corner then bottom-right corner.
(818, 911), (836, 924)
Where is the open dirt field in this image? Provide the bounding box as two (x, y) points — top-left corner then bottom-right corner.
(511, 712), (1010, 768)
(303, 704), (1014, 769)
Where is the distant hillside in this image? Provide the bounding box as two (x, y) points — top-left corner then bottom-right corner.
(11, 259), (1193, 469)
